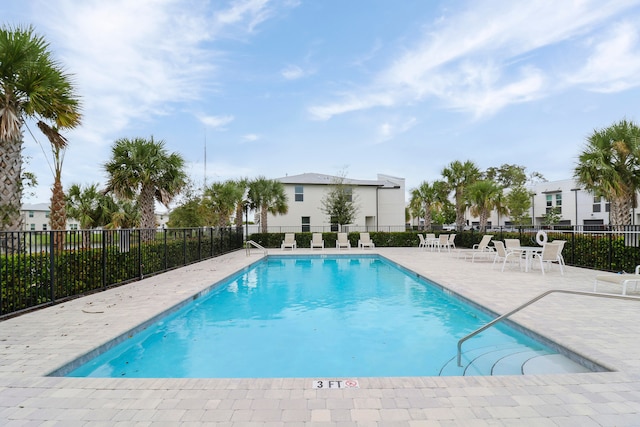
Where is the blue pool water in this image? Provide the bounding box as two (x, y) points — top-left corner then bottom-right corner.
(64, 255), (588, 378)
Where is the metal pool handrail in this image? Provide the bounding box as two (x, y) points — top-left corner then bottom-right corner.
(457, 289), (640, 367)
(246, 240), (268, 256)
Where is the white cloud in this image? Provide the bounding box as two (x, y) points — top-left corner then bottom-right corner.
(308, 0), (640, 120)
(199, 115), (235, 129)
(308, 92), (395, 121)
(242, 133), (260, 142)
(281, 65), (305, 80)
(377, 116), (417, 142)
(567, 21), (640, 92)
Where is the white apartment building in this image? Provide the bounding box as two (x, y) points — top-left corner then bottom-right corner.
(21, 203), (80, 231)
(21, 203), (170, 231)
(267, 173), (406, 232)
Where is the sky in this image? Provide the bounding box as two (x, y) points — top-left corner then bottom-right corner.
(5, 0), (640, 208)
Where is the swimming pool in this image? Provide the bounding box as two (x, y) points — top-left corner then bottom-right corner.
(61, 255), (593, 378)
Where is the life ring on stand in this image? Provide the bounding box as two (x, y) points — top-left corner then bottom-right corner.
(536, 230), (548, 246)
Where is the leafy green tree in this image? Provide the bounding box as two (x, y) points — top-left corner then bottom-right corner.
(410, 180), (449, 231)
(319, 174), (360, 232)
(466, 180), (502, 231)
(506, 185), (532, 226)
(168, 197), (207, 228)
(574, 119), (640, 227)
(247, 177), (288, 233)
(103, 136), (187, 237)
(542, 206), (562, 227)
(485, 164), (528, 187)
(0, 25), (81, 231)
(442, 160), (481, 231)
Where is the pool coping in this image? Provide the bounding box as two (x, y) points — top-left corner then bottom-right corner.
(2, 247), (640, 425)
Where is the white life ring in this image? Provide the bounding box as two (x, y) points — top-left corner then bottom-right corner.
(536, 230), (548, 246)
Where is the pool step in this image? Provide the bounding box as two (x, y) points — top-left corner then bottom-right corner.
(440, 345), (589, 376)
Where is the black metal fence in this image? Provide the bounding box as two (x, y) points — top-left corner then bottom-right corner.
(0, 227), (243, 319)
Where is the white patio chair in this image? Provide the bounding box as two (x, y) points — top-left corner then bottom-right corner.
(532, 242), (564, 275)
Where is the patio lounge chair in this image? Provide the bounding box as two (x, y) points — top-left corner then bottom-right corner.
(311, 233), (324, 250)
(456, 234), (493, 261)
(531, 242), (564, 275)
(281, 233), (296, 250)
(594, 265), (640, 295)
(336, 232), (350, 249)
(358, 232), (375, 249)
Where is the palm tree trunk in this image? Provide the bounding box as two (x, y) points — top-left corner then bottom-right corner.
(260, 204), (268, 233)
(0, 136), (24, 232)
(423, 202), (433, 231)
(611, 196), (633, 229)
(139, 185), (156, 241)
(50, 176), (67, 251)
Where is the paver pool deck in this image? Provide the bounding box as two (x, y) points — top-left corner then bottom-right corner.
(1, 247), (640, 426)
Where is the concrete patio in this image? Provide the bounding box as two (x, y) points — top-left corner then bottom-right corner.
(1, 247), (640, 426)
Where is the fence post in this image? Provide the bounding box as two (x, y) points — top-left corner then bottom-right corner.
(102, 229), (107, 289)
(183, 230), (187, 266)
(138, 230), (143, 280)
(163, 228), (168, 271)
(608, 231), (613, 271)
(49, 231), (55, 303)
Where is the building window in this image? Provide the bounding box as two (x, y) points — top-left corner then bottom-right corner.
(593, 196), (601, 203)
(30, 224), (35, 231)
(29, 211), (34, 218)
(546, 195), (552, 207)
(70, 224), (78, 230)
(605, 202), (610, 212)
(593, 204), (601, 213)
(42, 224), (47, 231)
(301, 216), (310, 232)
(345, 187), (353, 202)
(295, 186), (304, 202)
(45, 211), (50, 218)
(555, 194), (562, 207)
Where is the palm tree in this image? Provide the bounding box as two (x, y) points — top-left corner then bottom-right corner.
(204, 180), (245, 227)
(232, 178), (249, 229)
(247, 177), (288, 233)
(0, 25), (81, 232)
(103, 137), (187, 239)
(466, 180), (502, 231)
(66, 183), (109, 247)
(410, 180), (449, 231)
(104, 198), (140, 229)
(574, 119), (640, 227)
(442, 160), (481, 231)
